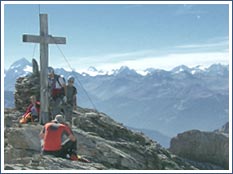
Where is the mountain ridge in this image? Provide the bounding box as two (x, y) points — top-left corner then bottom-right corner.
(4, 57), (229, 77)
(4, 58), (229, 141)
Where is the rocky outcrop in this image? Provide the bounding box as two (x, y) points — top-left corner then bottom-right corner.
(14, 59), (40, 112)
(32, 58), (39, 75)
(14, 74), (40, 112)
(169, 129), (229, 169)
(4, 108), (198, 170)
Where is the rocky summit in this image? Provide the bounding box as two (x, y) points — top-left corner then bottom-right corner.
(4, 108), (199, 171)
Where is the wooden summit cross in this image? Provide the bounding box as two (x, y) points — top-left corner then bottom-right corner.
(23, 14), (66, 125)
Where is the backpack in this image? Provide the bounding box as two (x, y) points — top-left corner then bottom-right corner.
(55, 74), (66, 88)
(51, 75), (65, 98)
(19, 112), (34, 124)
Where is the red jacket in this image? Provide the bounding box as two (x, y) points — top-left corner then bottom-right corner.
(42, 122), (72, 151)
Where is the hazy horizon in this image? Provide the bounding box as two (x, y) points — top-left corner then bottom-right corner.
(3, 2), (230, 71)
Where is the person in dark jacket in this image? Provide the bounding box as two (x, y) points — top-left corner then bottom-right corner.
(64, 75), (77, 126)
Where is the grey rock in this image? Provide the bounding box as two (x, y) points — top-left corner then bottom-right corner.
(14, 73), (40, 111)
(169, 129), (229, 169)
(4, 108), (196, 170)
(32, 58), (39, 75)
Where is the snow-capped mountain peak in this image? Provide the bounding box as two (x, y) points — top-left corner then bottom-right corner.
(9, 58), (31, 70)
(87, 66), (98, 72)
(171, 65), (190, 74)
(191, 65), (207, 74)
(207, 64), (228, 74)
(113, 66), (138, 76)
(80, 66), (107, 76)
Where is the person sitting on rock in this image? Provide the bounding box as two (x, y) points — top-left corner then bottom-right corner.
(19, 95), (40, 124)
(39, 114), (78, 160)
(48, 67), (67, 120)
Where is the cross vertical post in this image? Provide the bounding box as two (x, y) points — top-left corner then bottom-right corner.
(22, 14), (66, 125)
(40, 14), (49, 125)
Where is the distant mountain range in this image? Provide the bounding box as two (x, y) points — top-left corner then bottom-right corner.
(4, 58), (229, 147)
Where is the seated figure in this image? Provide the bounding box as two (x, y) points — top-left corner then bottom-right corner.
(19, 95), (40, 124)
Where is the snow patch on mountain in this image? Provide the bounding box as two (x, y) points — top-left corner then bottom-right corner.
(191, 65), (207, 74)
(79, 66), (108, 76)
(24, 65), (32, 72)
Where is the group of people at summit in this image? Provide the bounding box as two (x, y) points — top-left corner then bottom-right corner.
(19, 67), (84, 161)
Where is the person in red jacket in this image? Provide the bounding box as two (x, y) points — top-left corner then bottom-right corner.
(19, 95), (40, 123)
(39, 114), (77, 159)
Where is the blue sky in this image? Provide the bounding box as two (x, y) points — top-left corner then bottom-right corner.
(2, 2), (230, 71)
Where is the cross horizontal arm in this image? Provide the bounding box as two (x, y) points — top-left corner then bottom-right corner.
(23, 34), (66, 44)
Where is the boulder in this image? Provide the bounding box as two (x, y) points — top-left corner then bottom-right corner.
(32, 58), (39, 75)
(169, 129), (229, 169)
